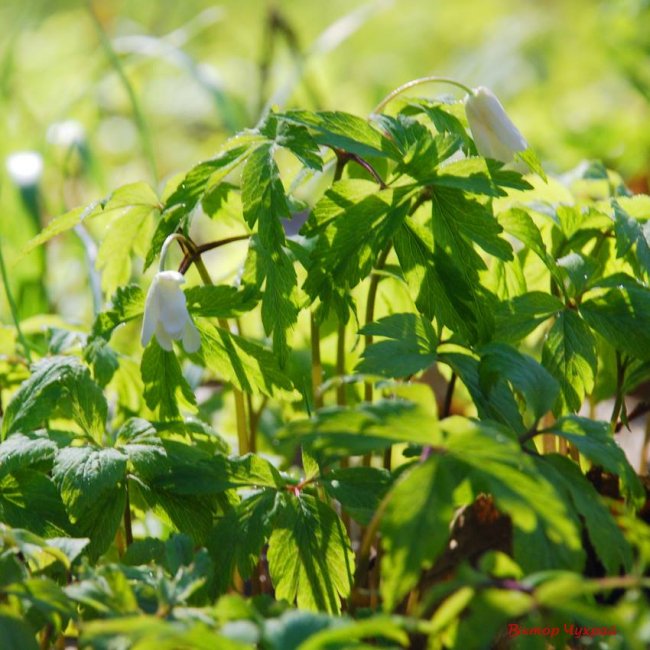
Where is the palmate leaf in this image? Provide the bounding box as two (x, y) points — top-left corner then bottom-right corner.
(259, 114), (323, 170)
(494, 292), (563, 342)
(145, 144), (252, 269)
(0, 431), (57, 479)
(303, 182), (411, 321)
(140, 342), (197, 421)
(0, 471), (71, 538)
(479, 342), (559, 422)
(544, 416), (643, 503)
(281, 110), (399, 159)
(184, 285), (259, 318)
(95, 182), (159, 297)
(580, 284), (650, 361)
(241, 144), (299, 363)
(267, 493), (354, 614)
(542, 310), (596, 414)
(2, 356), (107, 442)
(193, 321), (299, 399)
(355, 312), (437, 378)
(536, 454), (633, 574)
(51, 446), (127, 558)
(394, 220), (494, 343)
(380, 456), (458, 610)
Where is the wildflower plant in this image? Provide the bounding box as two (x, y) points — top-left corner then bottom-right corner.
(1, 74), (650, 650)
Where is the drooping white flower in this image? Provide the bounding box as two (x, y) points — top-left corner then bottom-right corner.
(464, 86), (528, 163)
(6, 151), (44, 187)
(141, 271), (201, 353)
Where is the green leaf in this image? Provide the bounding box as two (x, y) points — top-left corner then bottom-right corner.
(95, 182), (158, 297)
(88, 284), (145, 341)
(536, 454), (633, 574)
(184, 285), (259, 318)
(356, 313), (437, 378)
(322, 467), (392, 525)
(431, 186), (513, 261)
(0, 471), (71, 537)
(4, 577), (76, 630)
(494, 292), (563, 342)
(20, 201), (102, 258)
(140, 342), (197, 421)
(380, 456), (457, 610)
(146, 145), (251, 269)
(52, 446), (127, 557)
(282, 110), (398, 159)
(268, 494), (354, 614)
(479, 343), (559, 421)
(208, 490), (281, 594)
(115, 418), (167, 481)
(0, 432), (57, 480)
(240, 144), (299, 362)
(544, 416), (643, 503)
(298, 616), (410, 650)
(260, 115), (323, 170)
(2, 356), (107, 441)
(83, 337), (119, 387)
(516, 148), (547, 180)
(580, 285), (650, 361)
(194, 321), (298, 399)
(433, 157), (532, 196)
(394, 220), (492, 343)
(542, 310), (597, 413)
(281, 400), (440, 460)
(442, 418), (585, 573)
(440, 351), (525, 434)
(0, 608), (39, 650)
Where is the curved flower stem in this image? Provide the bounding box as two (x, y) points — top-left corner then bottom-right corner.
(0, 242), (32, 364)
(372, 76), (473, 115)
(178, 234), (250, 275)
(162, 233), (250, 455)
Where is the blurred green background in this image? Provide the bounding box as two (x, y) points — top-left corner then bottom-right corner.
(1, 0), (650, 325)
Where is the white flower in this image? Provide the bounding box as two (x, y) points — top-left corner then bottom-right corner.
(141, 271), (201, 353)
(6, 151), (44, 187)
(464, 86), (528, 163)
(47, 120), (86, 148)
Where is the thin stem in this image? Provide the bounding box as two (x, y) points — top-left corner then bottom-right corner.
(88, 2), (159, 186)
(442, 372), (457, 418)
(336, 321), (346, 407)
(124, 480), (133, 547)
(178, 234), (250, 274)
(610, 352), (626, 429)
(311, 312), (324, 410)
(372, 76), (473, 115)
(0, 241), (32, 364)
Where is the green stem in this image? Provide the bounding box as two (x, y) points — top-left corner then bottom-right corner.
(610, 352), (627, 429)
(88, 2), (159, 186)
(372, 76), (473, 115)
(0, 241), (32, 364)
(311, 312), (324, 410)
(336, 321), (346, 407)
(124, 480), (133, 547)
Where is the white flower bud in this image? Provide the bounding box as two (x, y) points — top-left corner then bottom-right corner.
(141, 271), (201, 353)
(464, 87), (528, 163)
(6, 151), (44, 187)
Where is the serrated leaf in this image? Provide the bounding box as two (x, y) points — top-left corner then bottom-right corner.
(52, 446), (126, 557)
(0, 471), (71, 538)
(0, 432), (57, 479)
(394, 220), (493, 343)
(140, 342), (197, 421)
(268, 494), (354, 614)
(356, 312), (437, 378)
(282, 110), (398, 159)
(2, 356), (107, 441)
(184, 285), (259, 318)
(479, 343), (559, 421)
(542, 310), (597, 414)
(89, 284), (146, 341)
(20, 201), (102, 258)
(115, 418), (167, 481)
(380, 456), (457, 610)
(194, 320), (298, 399)
(433, 157), (532, 196)
(494, 292), (563, 342)
(536, 454), (633, 574)
(95, 182), (158, 296)
(580, 285), (650, 361)
(322, 467), (391, 525)
(260, 115), (323, 170)
(544, 416), (643, 503)
(516, 148), (547, 180)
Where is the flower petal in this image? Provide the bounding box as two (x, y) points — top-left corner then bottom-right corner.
(182, 318), (201, 353)
(154, 320), (174, 351)
(141, 276), (161, 347)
